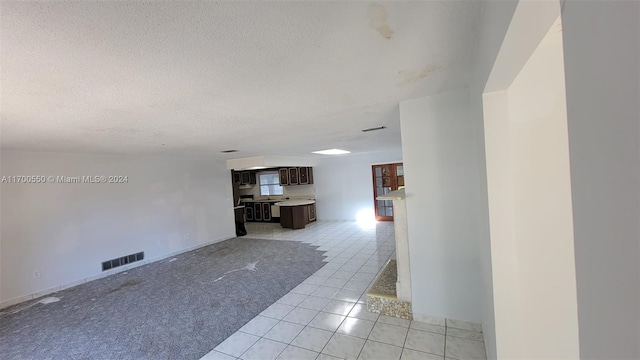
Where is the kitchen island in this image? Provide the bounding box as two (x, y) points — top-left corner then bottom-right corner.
(275, 200), (316, 229)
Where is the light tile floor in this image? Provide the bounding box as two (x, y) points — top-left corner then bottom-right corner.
(202, 222), (486, 360)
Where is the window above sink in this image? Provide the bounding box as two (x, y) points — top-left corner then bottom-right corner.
(259, 172), (283, 196)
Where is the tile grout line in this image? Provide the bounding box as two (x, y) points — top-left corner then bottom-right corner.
(444, 321), (448, 359)
(237, 333), (290, 360)
(401, 319), (410, 358)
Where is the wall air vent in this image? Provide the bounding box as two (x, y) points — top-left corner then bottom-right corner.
(221, 149), (239, 153)
(102, 252), (144, 271)
(361, 126), (387, 132)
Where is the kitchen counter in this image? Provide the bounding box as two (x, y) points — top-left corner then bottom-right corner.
(376, 189), (405, 200)
(278, 200), (316, 229)
(274, 199), (315, 207)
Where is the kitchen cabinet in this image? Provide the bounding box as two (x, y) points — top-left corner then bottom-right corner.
(262, 203), (271, 221)
(253, 203), (262, 221)
(278, 201), (316, 229)
(279, 168), (289, 185)
(244, 201), (278, 222)
(289, 167), (299, 185)
(308, 203), (316, 222)
(233, 171), (257, 185)
(245, 205), (254, 221)
(299, 167), (309, 184)
(278, 167), (314, 186)
(244, 171), (257, 185)
(280, 205), (307, 229)
(234, 168), (312, 187)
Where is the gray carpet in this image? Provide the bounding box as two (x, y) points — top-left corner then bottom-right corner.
(0, 237), (327, 360)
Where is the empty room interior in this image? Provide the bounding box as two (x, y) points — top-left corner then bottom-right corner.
(1, 1), (638, 360)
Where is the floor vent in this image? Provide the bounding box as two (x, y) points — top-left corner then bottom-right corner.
(102, 252), (144, 271)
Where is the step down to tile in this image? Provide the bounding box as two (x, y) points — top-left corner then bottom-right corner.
(366, 259), (413, 320)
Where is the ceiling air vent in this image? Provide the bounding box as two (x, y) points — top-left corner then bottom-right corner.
(361, 126), (387, 132)
(221, 149), (239, 153)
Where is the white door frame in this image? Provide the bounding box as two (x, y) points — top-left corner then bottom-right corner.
(482, 1), (580, 358)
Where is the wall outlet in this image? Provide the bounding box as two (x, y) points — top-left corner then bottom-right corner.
(33, 271), (41, 279)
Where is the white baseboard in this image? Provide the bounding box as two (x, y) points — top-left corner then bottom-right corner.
(0, 233), (235, 310)
(412, 312), (446, 326)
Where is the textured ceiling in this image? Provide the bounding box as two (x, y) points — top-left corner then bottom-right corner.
(1, 1), (482, 159)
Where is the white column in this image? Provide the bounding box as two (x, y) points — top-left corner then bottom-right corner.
(378, 189), (412, 302)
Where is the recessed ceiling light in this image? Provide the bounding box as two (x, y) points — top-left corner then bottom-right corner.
(361, 126), (387, 132)
(312, 149), (351, 155)
(220, 149), (239, 153)
(246, 166), (268, 170)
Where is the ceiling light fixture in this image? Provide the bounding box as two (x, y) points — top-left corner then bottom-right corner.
(361, 126), (387, 132)
(312, 149), (351, 155)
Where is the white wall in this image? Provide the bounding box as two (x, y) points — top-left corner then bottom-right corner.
(467, 2), (518, 357)
(471, 1), (640, 358)
(399, 88), (486, 323)
(314, 150), (402, 222)
(561, 1), (640, 358)
(481, 90), (518, 357)
(0, 151), (235, 307)
(483, 12), (580, 358)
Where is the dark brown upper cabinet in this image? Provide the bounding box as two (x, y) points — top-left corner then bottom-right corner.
(288, 167), (299, 185)
(299, 167), (309, 184)
(279, 168), (289, 185)
(241, 172), (250, 184)
(278, 167), (314, 186)
(233, 171), (257, 185)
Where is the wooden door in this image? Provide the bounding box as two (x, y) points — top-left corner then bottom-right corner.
(372, 163), (404, 221)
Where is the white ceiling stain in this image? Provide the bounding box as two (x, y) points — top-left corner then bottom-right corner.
(367, 3), (394, 40)
(0, 1), (483, 158)
(396, 64), (446, 87)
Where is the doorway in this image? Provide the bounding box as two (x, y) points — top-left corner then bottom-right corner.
(482, 2), (579, 358)
(372, 163), (404, 221)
